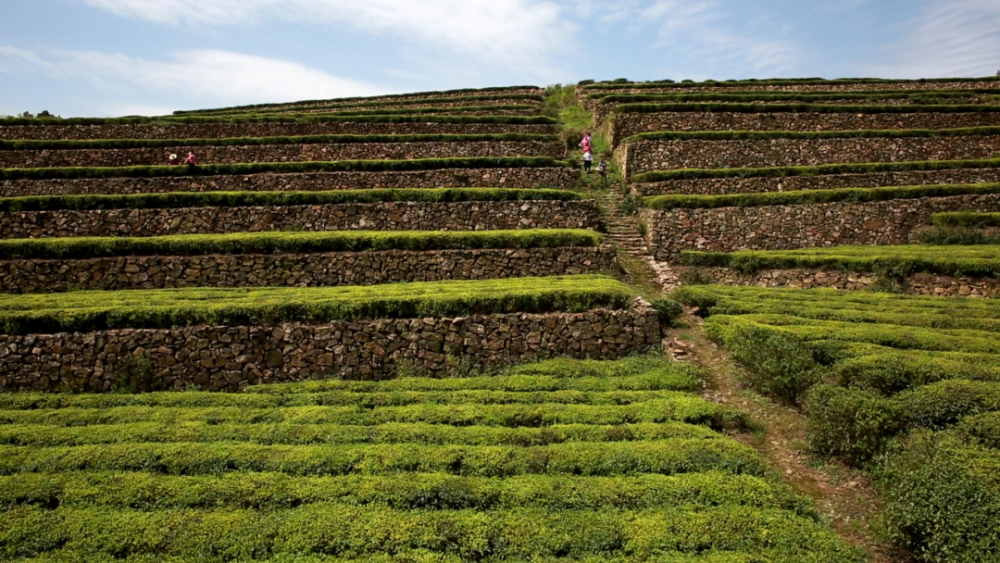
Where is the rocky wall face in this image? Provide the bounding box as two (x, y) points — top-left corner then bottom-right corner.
(679, 267), (1000, 298)
(0, 122), (557, 141)
(202, 89), (545, 112)
(0, 246), (618, 293)
(1, 141), (565, 169)
(641, 193), (1000, 260)
(610, 112), (1000, 147)
(277, 99), (544, 116)
(0, 302), (662, 392)
(618, 135), (1000, 178)
(632, 169), (1000, 197)
(0, 167), (580, 197)
(0, 200), (601, 238)
(580, 81), (1000, 109)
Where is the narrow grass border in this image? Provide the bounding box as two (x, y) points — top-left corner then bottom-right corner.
(0, 229), (603, 260)
(0, 157), (572, 181)
(581, 77), (1000, 91)
(0, 113), (556, 127)
(631, 158), (1000, 183)
(0, 275), (635, 335)
(589, 90), (998, 104)
(933, 212), (1000, 228)
(183, 94), (547, 116)
(642, 183), (1000, 210)
(611, 103), (1000, 115)
(622, 126), (1000, 143)
(0, 188), (583, 213)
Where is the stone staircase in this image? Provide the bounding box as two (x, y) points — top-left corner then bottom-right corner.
(590, 187), (678, 292)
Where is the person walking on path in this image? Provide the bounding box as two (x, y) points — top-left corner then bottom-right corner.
(598, 159), (608, 183)
(580, 133), (592, 154)
(583, 150), (593, 174)
(580, 133), (593, 174)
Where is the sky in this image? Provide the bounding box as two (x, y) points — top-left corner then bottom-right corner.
(1, 0), (999, 117)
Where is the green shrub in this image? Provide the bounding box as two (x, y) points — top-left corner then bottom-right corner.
(0, 275), (635, 335)
(0, 157), (570, 182)
(803, 385), (904, 465)
(912, 227), (1000, 245)
(877, 430), (1000, 562)
(932, 212), (1000, 228)
(652, 299), (685, 327)
(833, 352), (1000, 395)
(623, 125), (1000, 144)
(584, 76), (1000, 92)
(955, 411), (1000, 449)
(899, 379), (1000, 429)
(614, 102), (1000, 115)
(0, 229), (602, 260)
(593, 89), (993, 104)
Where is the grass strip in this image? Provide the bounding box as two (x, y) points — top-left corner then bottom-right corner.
(933, 212), (1000, 227)
(0, 229), (602, 261)
(0, 440), (770, 477)
(191, 95), (546, 116)
(591, 89), (997, 103)
(582, 76), (1000, 91)
(0, 505), (861, 561)
(643, 182), (1000, 210)
(0, 133), (556, 152)
(0, 157), (570, 181)
(0, 471), (813, 515)
(631, 157), (1000, 183)
(0, 419), (723, 447)
(612, 102), (1000, 114)
(0, 275), (634, 335)
(0, 421), (721, 448)
(677, 244), (1000, 278)
(674, 284), (1000, 312)
(622, 125), (1000, 144)
(0, 113), (555, 127)
(0, 188), (581, 213)
(0, 399), (743, 430)
(177, 90), (544, 114)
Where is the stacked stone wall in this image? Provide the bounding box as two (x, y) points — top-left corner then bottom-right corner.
(617, 135), (1000, 178)
(0, 167), (579, 197)
(0, 246), (617, 293)
(680, 267), (1000, 299)
(203, 89), (545, 113)
(632, 168), (1000, 197)
(641, 193), (1000, 260)
(0, 122), (556, 141)
(1, 140), (564, 169)
(0, 200), (600, 238)
(610, 112), (1000, 147)
(0, 301), (661, 392)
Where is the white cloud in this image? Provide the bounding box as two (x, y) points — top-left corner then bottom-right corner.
(865, 0), (1000, 78)
(77, 0), (575, 78)
(0, 47), (388, 115)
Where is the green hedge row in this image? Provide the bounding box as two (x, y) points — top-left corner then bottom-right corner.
(0, 229), (602, 260)
(0, 156), (570, 181)
(590, 89), (994, 103)
(631, 157), (1000, 183)
(677, 244), (1000, 278)
(913, 227), (1000, 246)
(0, 471), (812, 515)
(612, 102), (1000, 115)
(0, 440), (770, 477)
(0, 113), (556, 127)
(0, 275), (633, 335)
(0, 133), (556, 152)
(877, 430), (1000, 563)
(623, 125), (1000, 144)
(0, 187), (581, 213)
(193, 94), (546, 117)
(933, 212), (1000, 227)
(0, 504), (862, 561)
(673, 284), (1000, 312)
(177, 90), (545, 114)
(582, 76), (1000, 91)
(0, 398), (741, 431)
(643, 182), (1000, 210)
(0, 420), (722, 448)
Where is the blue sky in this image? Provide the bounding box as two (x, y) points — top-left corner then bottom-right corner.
(2, 0), (999, 117)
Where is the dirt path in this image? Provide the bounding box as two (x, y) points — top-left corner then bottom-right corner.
(668, 317), (911, 563)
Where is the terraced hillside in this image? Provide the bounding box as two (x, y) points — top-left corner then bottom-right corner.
(0, 355), (865, 562)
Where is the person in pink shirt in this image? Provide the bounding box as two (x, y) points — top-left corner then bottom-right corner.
(579, 133), (592, 154)
(184, 152), (198, 167)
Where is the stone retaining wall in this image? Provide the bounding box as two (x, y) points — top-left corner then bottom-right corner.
(0, 301), (661, 392)
(580, 81), (1000, 108)
(206, 89), (545, 112)
(0, 200), (600, 238)
(0, 122), (557, 141)
(1, 140), (565, 169)
(640, 193), (1000, 260)
(0, 167), (580, 197)
(616, 135), (1000, 178)
(679, 267), (1000, 298)
(609, 111), (1000, 147)
(632, 168), (1000, 197)
(277, 99), (544, 116)
(0, 246), (617, 293)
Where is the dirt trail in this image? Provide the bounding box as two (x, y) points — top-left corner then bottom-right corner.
(668, 317), (911, 563)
